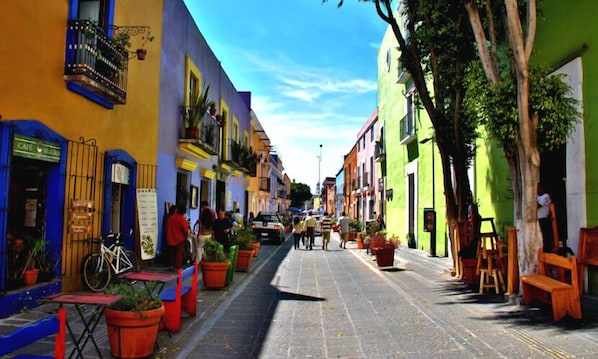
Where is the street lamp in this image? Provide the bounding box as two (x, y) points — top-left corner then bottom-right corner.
(316, 144), (322, 194)
(420, 136), (436, 257)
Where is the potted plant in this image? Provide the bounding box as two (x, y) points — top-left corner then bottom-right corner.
(135, 31), (154, 60)
(21, 238), (54, 285)
(200, 238), (230, 289)
(103, 282), (164, 358)
(231, 227), (256, 271)
(368, 233), (400, 268)
(182, 85), (214, 139)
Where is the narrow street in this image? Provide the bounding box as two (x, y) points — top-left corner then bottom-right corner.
(166, 233), (598, 359)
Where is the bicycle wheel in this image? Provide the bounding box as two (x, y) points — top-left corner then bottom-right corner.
(83, 253), (112, 291)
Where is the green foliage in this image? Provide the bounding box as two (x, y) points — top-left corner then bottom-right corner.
(463, 62), (580, 155)
(231, 227), (256, 250)
(183, 84), (215, 128)
(290, 182), (312, 207)
(350, 219), (362, 232)
(113, 32), (131, 50)
(104, 282), (162, 312)
(202, 238), (227, 262)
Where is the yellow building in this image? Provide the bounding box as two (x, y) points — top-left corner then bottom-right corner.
(0, 0), (163, 315)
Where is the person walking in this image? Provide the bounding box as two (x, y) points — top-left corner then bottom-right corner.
(537, 183), (555, 252)
(166, 205), (190, 270)
(304, 211), (317, 250)
(292, 216), (303, 250)
(320, 212), (332, 251)
(232, 208), (244, 228)
(195, 201), (215, 262)
(338, 211), (351, 249)
(213, 209), (233, 253)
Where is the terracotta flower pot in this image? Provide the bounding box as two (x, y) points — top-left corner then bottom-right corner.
(235, 250), (254, 271)
(105, 305), (165, 358)
(374, 247), (395, 267)
(23, 269), (39, 286)
(357, 235), (365, 249)
(250, 241), (260, 257)
(200, 261), (230, 289)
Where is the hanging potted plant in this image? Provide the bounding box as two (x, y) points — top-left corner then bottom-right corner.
(230, 227), (256, 271)
(135, 31), (154, 61)
(200, 238), (230, 289)
(103, 282), (164, 358)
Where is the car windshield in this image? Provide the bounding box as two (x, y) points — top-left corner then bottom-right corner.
(255, 214), (280, 223)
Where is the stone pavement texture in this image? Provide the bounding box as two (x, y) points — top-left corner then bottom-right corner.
(2, 232), (598, 358)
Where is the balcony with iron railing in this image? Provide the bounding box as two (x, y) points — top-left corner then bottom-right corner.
(179, 112), (220, 157)
(259, 177), (270, 192)
(64, 19), (128, 104)
(399, 110), (416, 144)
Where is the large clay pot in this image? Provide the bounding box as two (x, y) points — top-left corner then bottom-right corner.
(374, 247), (395, 267)
(200, 261), (230, 289)
(23, 269), (39, 286)
(236, 250), (254, 271)
(357, 235), (365, 249)
(105, 305), (165, 358)
(250, 241), (260, 257)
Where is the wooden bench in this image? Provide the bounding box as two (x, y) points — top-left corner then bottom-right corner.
(577, 226), (598, 294)
(160, 262), (198, 333)
(0, 307), (66, 359)
(521, 249), (581, 321)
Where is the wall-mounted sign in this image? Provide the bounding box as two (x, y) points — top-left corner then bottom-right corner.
(13, 134), (61, 163)
(112, 163), (130, 185)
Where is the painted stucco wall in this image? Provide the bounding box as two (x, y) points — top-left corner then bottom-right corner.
(532, 0), (598, 250)
(156, 0), (252, 246)
(0, 0), (162, 165)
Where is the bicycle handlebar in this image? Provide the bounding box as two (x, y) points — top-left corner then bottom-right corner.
(88, 230), (132, 246)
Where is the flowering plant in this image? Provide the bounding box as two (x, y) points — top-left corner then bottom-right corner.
(368, 232), (400, 250)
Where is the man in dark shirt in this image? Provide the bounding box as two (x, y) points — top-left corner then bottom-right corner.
(213, 209), (233, 253)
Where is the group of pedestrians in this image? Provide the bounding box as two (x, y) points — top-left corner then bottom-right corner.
(164, 201), (247, 270)
(291, 211), (354, 251)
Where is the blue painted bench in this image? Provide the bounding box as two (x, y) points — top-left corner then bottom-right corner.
(0, 307), (66, 359)
(160, 262), (198, 333)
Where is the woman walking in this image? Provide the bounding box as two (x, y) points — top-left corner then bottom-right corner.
(292, 216), (303, 249)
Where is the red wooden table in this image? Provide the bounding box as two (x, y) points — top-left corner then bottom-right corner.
(41, 292), (123, 359)
(120, 271), (177, 296)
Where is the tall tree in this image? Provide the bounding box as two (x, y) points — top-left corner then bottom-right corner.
(329, 0), (479, 266)
(290, 182), (313, 208)
(463, 0), (578, 277)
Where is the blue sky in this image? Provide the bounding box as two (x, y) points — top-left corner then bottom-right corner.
(183, 1), (388, 192)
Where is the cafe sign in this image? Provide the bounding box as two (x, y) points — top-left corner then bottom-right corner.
(13, 134), (61, 163)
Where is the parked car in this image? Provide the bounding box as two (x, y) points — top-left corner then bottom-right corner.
(250, 212), (285, 244)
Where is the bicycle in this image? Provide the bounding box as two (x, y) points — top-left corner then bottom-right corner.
(81, 231), (140, 291)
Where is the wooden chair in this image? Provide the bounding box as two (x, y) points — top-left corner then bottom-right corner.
(0, 307), (66, 359)
(577, 226), (598, 294)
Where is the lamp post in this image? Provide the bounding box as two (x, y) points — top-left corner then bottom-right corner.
(420, 136), (436, 257)
(316, 144), (322, 194)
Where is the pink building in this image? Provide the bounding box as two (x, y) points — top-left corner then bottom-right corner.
(355, 109), (379, 224)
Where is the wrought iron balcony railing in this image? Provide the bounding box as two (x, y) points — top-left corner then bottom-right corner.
(259, 177), (270, 192)
(64, 19), (128, 104)
(179, 111), (220, 155)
